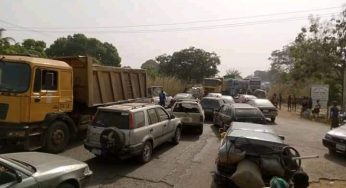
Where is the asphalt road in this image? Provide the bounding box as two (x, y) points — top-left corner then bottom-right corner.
(59, 111), (346, 187)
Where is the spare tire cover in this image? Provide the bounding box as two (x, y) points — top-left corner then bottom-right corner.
(100, 128), (125, 152)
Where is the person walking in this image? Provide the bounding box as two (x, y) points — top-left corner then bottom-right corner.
(159, 90), (166, 107)
(293, 95), (297, 111)
(312, 100), (321, 119)
(330, 101), (339, 129)
(301, 97), (308, 117)
(287, 95), (292, 112)
(279, 93), (282, 110)
(271, 93), (278, 108)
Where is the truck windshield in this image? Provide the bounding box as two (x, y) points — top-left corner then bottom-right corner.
(203, 79), (221, 86)
(0, 61), (31, 93)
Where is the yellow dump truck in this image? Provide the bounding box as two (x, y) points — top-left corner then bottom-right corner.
(202, 77), (223, 95)
(0, 55), (147, 153)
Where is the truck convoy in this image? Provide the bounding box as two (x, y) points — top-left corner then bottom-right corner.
(202, 78), (223, 95)
(222, 77), (262, 97)
(0, 55), (147, 153)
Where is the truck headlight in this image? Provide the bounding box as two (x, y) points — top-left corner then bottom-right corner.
(7, 131), (26, 137)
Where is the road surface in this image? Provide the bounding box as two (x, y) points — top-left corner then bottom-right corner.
(59, 111), (346, 187)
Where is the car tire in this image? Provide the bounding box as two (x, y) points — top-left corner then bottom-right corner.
(197, 125), (203, 135)
(45, 121), (70, 153)
(138, 141), (153, 163)
(172, 127), (181, 145)
(57, 183), (75, 188)
(271, 117), (276, 122)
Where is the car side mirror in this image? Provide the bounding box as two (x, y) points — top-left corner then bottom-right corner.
(170, 114), (175, 119)
(279, 135), (285, 141)
(15, 171), (22, 183)
(219, 128), (224, 133)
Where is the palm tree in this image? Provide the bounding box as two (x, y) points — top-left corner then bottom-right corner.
(225, 69), (242, 79)
(0, 28), (15, 45)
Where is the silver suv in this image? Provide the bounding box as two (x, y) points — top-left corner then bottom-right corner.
(84, 103), (182, 163)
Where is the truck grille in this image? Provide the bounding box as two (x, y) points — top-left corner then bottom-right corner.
(0, 103), (9, 120)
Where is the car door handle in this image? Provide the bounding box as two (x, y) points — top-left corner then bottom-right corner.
(164, 124), (167, 127)
(149, 129), (153, 132)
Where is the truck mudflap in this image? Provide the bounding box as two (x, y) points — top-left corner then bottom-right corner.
(0, 122), (44, 151)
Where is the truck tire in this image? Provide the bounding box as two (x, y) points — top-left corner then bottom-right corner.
(45, 121), (70, 153)
(138, 141), (153, 163)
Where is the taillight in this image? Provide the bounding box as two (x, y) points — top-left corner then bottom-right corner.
(129, 113), (135, 129)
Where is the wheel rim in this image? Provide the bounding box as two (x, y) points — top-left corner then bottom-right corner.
(143, 143), (151, 161)
(176, 128), (181, 141)
(52, 129), (65, 146)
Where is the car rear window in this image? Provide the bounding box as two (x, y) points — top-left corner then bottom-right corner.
(201, 99), (222, 109)
(235, 108), (261, 118)
(173, 103), (200, 113)
(93, 110), (129, 129)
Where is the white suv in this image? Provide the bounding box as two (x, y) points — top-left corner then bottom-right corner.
(171, 100), (204, 134)
(84, 103), (182, 163)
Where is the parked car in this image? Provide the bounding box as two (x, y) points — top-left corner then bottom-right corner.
(247, 99), (278, 122)
(215, 123), (301, 187)
(152, 92), (173, 108)
(221, 95), (235, 104)
(0, 152), (92, 188)
(171, 100), (204, 134)
(206, 93), (222, 98)
(213, 103), (266, 129)
(169, 93), (195, 107)
(238, 94), (257, 103)
(323, 125), (346, 154)
(200, 97), (225, 121)
(84, 103), (182, 163)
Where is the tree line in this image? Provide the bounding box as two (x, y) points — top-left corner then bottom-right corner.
(268, 8), (346, 102)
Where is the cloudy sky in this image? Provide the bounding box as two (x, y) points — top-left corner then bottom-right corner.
(0, 0), (345, 77)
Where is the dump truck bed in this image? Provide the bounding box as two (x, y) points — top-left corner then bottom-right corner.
(55, 56), (147, 107)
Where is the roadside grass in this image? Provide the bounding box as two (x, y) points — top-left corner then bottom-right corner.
(148, 76), (187, 96)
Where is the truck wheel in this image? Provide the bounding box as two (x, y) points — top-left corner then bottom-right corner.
(271, 117), (276, 122)
(172, 127), (181, 145)
(138, 141), (153, 163)
(45, 121), (70, 153)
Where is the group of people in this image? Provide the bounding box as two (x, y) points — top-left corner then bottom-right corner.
(271, 93), (340, 130)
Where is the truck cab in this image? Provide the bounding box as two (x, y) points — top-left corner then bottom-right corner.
(0, 55), (73, 152)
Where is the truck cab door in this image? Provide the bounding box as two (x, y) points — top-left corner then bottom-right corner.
(30, 68), (60, 122)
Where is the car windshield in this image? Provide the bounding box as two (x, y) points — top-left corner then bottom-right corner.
(0, 61), (31, 93)
(235, 108), (260, 117)
(201, 99), (221, 109)
(173, 103), (200, 113)
(1, 156), (36, 173)
(93, 110), (129, 129)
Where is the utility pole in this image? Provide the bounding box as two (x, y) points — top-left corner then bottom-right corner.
(343, 48), (346, 112)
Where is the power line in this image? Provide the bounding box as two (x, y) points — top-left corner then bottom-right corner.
(1, 5), (342, 30)
(0, 19), (52, 37)
(3, 12), (339, 34)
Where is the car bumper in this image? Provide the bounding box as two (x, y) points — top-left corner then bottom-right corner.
(80, 174), (92, 187)
(181, 123), (203, 128)
(84, 142), (143, 159)
(323, 138), (346, 153)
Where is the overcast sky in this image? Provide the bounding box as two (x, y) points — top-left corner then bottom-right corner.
(0, 0), (345, 77)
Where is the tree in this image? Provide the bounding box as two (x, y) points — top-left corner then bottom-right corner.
(141, 59), (159, 79)
(156, 47), (220, 83)
(46, 33), (121, 66)
(224, 69), (242, 79)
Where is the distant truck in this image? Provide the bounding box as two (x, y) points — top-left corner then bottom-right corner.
(202, 78), (223, 95)
(0, 55), (148, 153)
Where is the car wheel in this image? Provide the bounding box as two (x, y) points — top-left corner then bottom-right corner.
(45, 121), (70, 153)
(138, 141), (153, 163)
(197, 125), (203, 135)
(172, 127), (181, 145)
(57, 183), (75, 188)
(271, 117), (276, 122)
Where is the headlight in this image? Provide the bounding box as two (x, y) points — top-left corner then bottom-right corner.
(7, 131), (26, 137)
(325, 134), (333, 140)
(83, 166), (93, 176)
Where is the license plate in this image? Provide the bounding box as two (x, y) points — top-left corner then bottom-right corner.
(336, 143), (346, 151)
(91, 149), (102, 155)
